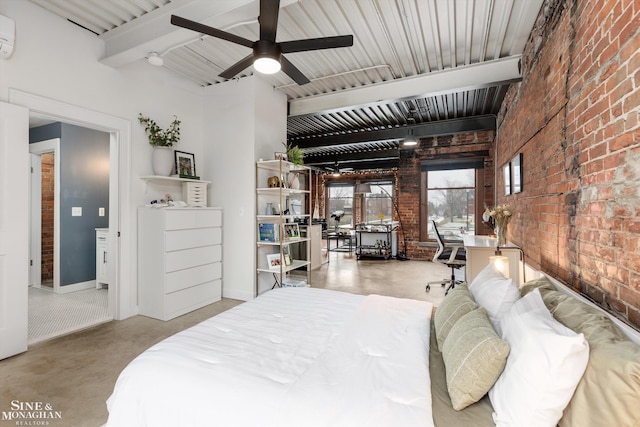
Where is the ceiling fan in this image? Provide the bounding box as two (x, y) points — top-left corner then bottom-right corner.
(170, 0), (354, 85)
(327, 162), (353, 175)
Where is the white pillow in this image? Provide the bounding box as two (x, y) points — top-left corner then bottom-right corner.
(489, 289), (590, 427)
(468, 262), (519, 335)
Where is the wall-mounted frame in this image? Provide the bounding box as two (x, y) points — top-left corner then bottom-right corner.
(503, 163), (512, 195)
(282, 222), (300, 240)
(511, 153), (523, 193)
(175, 150), (197, 178)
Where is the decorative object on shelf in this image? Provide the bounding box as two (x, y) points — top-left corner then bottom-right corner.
(274, 152), (288, 161)
(266, 253), (281, 270)
(287, 172), (300, 190)
(282, 245), (292, 266)
(283, 142), (304, 165)
(175, 150), (197, 178)
(267, 176), (281, 188)
(483, 205), (515, 247)
(151, 147), (174, 176)
(138, 113), (182, 176)
(138, 113), (181, 147)
(259, 223), (279, 242)
(182, 182), (207, 207)
(282, 223), (300, 240)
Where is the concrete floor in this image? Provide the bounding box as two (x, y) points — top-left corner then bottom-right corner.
(0, 253), (450, 427)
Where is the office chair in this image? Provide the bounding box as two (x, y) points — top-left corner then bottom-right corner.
(426, 220), (466, 294)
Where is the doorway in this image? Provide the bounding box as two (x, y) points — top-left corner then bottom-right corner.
(28, 132), (111, 344)
(1, 90), (134, 361)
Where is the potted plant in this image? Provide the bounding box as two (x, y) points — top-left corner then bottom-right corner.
(138, 113), (181, 176)
(283, 142), (304, 189)
(284, 142), (304, 166)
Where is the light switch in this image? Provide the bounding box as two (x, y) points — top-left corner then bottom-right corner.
(72, 207), (82, 216)
(99, 207), (105, 217)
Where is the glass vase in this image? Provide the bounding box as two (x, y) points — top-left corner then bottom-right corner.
(495, 224), (507, 247)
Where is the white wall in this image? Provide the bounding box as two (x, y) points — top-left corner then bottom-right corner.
(0, 0), (287, 315)
(203, 76), (287, 301)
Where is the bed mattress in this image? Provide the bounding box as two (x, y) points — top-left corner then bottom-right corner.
(106, 287), (434, 427)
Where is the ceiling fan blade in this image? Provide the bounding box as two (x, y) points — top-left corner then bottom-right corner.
(171, 15), (254, 48)
(259, 0), (280, 43)
(280, 35), (354, 53)
(280, 55), (310, 85)
(219, 54), (255, 80)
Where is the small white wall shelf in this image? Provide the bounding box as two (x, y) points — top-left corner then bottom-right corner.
(140, 175), (211, 184)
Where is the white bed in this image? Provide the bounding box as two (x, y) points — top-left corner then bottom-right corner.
(106, 287), (435, 427)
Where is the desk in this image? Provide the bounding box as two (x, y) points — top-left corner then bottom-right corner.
(326, 231), (354, 252)
(463, 235), (523, 285)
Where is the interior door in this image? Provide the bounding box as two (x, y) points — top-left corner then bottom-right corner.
(0, 101), (29, 360)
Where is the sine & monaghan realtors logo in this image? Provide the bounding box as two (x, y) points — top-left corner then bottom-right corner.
(1, 400), (63, 425)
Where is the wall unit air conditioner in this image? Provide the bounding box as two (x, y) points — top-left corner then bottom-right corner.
(0, 15), (15, 59)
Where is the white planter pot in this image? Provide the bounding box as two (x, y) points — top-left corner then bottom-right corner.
(152, 147), (174, 176)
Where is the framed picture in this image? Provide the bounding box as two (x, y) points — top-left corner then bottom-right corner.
(282, 245), (292, 266)
(512, 153), (523, 193)
(266, 253), (282, 270)
(504, 163), (512, 195)
(274, 152), (288, 161)
(282, 223), (300, 240)
(175, 150), (197, 178)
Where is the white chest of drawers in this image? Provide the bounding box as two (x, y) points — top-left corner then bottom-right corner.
(138, 207), (223, 321)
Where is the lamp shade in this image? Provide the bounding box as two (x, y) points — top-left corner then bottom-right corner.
(403, 133), (418, 146)
(354, 183), (372, 194)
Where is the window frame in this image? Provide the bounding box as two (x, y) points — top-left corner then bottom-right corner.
(419, 159), (485, 241)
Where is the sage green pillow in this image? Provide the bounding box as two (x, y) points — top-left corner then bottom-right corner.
(442, 307), (510, 411)
(434, 285), (478, 350)
(534, 287), (640, 427)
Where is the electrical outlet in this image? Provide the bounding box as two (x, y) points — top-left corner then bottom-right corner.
(72, 207), (82, 216)
(99, 207), (105, 217)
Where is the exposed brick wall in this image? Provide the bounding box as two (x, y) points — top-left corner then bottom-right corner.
(497, 0), (640, 327)
(41, 152), (54, 284)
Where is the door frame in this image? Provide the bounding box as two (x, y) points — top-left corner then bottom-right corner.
(29, 140), (61, 292)
(10, 89), (134, 320)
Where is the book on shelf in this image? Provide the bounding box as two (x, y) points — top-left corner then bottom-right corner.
(259, 222), (279, 242)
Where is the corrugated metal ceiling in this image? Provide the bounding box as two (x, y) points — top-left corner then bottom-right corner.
(26, 0), (544, 170)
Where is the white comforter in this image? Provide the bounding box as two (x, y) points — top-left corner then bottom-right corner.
(106, 287), (434, 427)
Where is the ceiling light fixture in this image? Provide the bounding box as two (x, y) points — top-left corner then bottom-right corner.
(403, 130), (418, 146)
(253, 41), (282, 74)
(403, 110), (418, 146)
(147, 52), (164, 66)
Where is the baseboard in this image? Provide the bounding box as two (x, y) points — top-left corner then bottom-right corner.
(57, 280), (96, 294)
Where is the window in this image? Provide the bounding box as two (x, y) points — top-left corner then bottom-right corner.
(327, 185), (353, 230)
(363, 182), (393, 224)
(421, 158), (484, 241)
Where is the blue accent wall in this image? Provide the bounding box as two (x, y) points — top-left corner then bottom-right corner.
(30, 123), (110, 286)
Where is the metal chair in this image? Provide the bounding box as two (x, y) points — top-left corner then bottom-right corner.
(426, 220), (466, 294)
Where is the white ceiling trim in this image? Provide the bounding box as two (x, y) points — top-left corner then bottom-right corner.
(289, 55), (522, 116)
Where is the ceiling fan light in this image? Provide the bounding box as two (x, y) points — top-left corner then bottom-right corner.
(254, 56), (281, 74)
